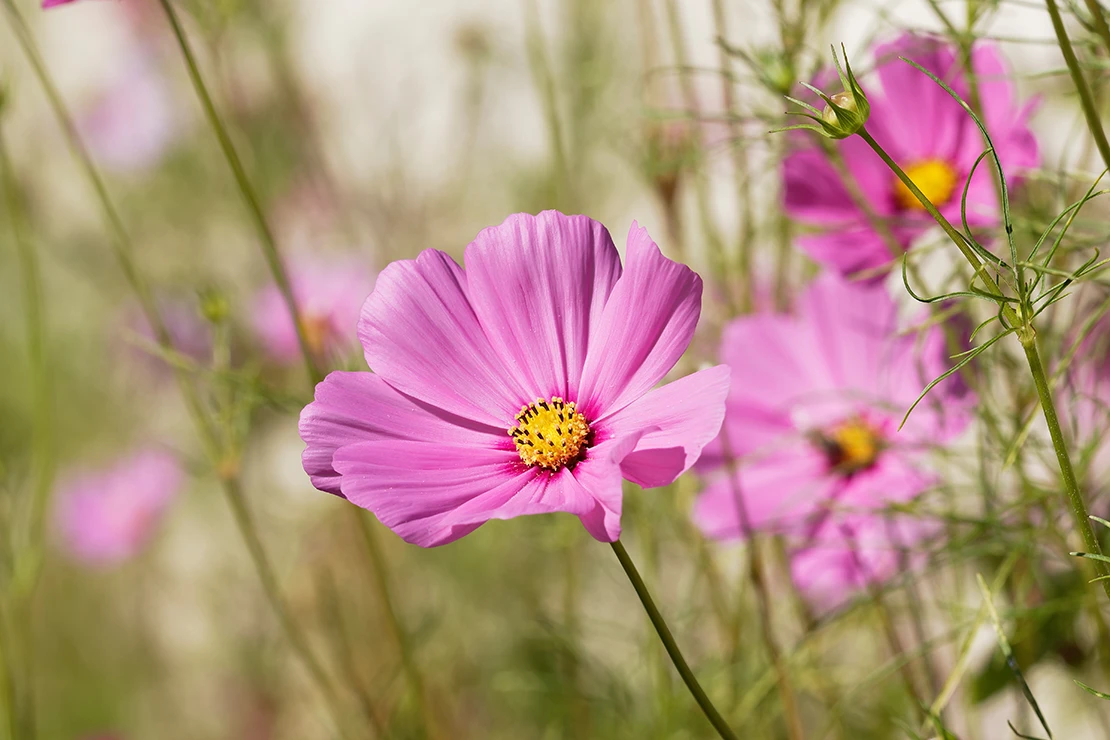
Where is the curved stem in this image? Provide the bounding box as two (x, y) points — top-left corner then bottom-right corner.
(354, 512), (438, 739)
(221, 476), (354, 736)
(609, 540), (739, 740)
(1045, 0), (1110, 174)
(154, 0), (322, 385)
(856, 126), (1110, 600)
(0, 7), (356, 730)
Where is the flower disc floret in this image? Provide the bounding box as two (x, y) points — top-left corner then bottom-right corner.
(509, 397), (591, 471)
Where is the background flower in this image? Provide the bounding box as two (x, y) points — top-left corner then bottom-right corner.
(782, 33), (1040, 276)
(54, 448), (184, 567)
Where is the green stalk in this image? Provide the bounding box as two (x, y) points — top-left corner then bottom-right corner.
(1045, 0), (1110, 174)
(221, 475), (355, 736)
(1, 6), (356, 731)
(0, 108), (55, 740)
(857, 127), (1110, 599)
(1082, 0), (1110, 62)
(153, 0), (321, 385)
(609, 540), (739, 740)
(354, 512), (438, 739)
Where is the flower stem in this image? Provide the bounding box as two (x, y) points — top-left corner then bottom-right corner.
(0, 109), (55, 740)
(221, 475), (354, 736)
(1045, 0), (1110, 174)
(153, 0), (322, 385)
(856, 126), (1110, 600)
(353, 512), (439, 739)
(609, 540), (739, 740)
(0, 7), (357, 730)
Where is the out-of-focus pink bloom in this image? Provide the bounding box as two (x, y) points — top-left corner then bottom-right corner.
(123, 299), (212, 377)
(252, 255), (376, 364)
(54, 449), (184, 567)
(790, 514), (940, 611)
(76, 54), (179, 173)
(693, 275), (969, 606)
(299, 211), (729, 547)
(783, 33), (1040, 277)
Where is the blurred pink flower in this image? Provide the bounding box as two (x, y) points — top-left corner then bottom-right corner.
(693, 275), (968, 602)
(299, 211), (729, 547)
(252, 254), (376, 364)
(124, 299), (212, 374)
(54, 449), (184, 567)
(790, 514), (939, 611)
(783, 33), (1040, 277)
(77, 54), (179, 173)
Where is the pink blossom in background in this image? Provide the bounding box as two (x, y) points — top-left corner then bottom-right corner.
(124, 299), (212, 375)
(54, 449), (184, 567)
(782, 33), (1040, 277)
(693, 274), (969, 606)
(252, 254), (376, 364)
(299, 211), (729, 546)
(76, 53), (179, 173)
(790, 515), (940, 611)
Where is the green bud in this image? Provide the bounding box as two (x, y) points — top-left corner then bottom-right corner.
(199, 287), (230, 324)
(773, 44), (870, 141)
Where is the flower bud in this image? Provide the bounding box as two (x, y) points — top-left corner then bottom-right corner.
(819, 88), (869, 138)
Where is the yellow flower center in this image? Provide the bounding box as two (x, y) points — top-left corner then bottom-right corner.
(894, 159), (959, 210)
(509, 397), (591, 471)
(298, 312), (333, 356)
(825, 419), (881, 474)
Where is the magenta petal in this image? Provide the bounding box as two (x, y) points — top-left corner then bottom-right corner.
(465, 211), (622, 401)
(299, 372), (504, 496)
(332, 439), (523, 547)
(601, 365), (730, 489)
(577, 223), (701, 418)
(693, 443), (835, 540)
(359, 249), (528, 427)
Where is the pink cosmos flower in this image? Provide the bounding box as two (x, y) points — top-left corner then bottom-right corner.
(54, 449), (184, 566)
(790, 514), (940, 611)
(783, 33), (1039, 277)
(252, 254), (376, 364)
(299, 211), (729, 547)
(78, 57), (178, 173)
(123, 299), (212, 376)
(693, 275), (968, 603)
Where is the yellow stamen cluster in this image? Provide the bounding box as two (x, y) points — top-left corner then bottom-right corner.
(826, 419), (881, 474)
(894, 159), (959, 211)
(508, 397), (591, 471)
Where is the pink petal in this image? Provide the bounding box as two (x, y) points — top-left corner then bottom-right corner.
(577, 223), (701, 418)
(693, 442), (836, 540)
(358, 249), (528, 427)
(795, 226), (914, 278)
(299, 371), (504, 496)
(874, 34), (967, 159)
(600, 365), (730, 489)
(464, 211), (622, 402)
(332, 439), (524, 546)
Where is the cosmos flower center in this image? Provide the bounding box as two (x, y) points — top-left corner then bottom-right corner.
(822, 418), (882, 474)
(508, 397), (591, 471)
(894, 159), (958, 210)
(298, 312), (333, 356)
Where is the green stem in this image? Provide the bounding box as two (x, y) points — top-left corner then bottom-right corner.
(609, 540), (739, 740)
(354, 512), (438, 739)
(1045, 0), (1110, 174)
(221, 476), (354, 736)
(0, 110), (55, 740)
(1, 9), (357, 729)
(856, 126), (1110, 600)
(154, 0), (321, 385)
(1083, 0), (1110, 61)
(1021, 338), (1110, 578)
